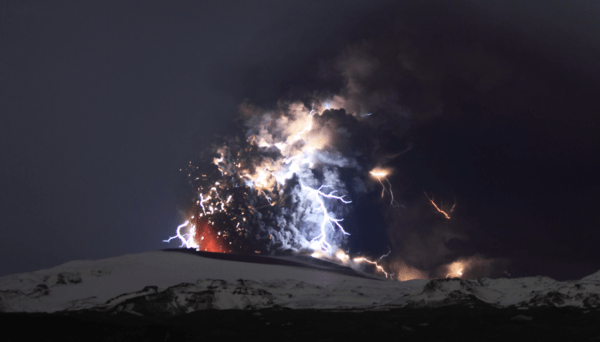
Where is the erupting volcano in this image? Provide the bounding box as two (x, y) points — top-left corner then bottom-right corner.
(164, 100), (407, 277)
(162, 95), (487, 280)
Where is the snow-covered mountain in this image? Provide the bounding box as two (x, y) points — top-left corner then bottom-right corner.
(1, 250), (599, 315)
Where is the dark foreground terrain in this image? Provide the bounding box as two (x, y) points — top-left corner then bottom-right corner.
(4, 305), (600, 341)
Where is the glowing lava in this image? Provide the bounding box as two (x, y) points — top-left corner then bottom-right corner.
(192, 216), (231, 253)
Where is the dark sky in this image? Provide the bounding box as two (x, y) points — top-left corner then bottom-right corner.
(1, 1), (599, 280)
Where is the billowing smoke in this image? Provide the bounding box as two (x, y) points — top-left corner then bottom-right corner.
(161, 1), (600, 281)
(171, 99), (404, 257)
(167, 7), (525, 279)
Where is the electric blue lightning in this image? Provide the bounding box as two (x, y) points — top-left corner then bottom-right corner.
(305, 184), (352, 252)
(165, 99), (401, 280)
(163, 220), (198, 249)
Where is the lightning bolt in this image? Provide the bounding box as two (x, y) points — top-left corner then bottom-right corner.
(198, 194), (208, 216)
(370, 169), (399, 208)
(163, 220), (199, 249)
(261, 190), (274, 206)
(378, 246), (391, 262)
(166, 100), (403, 278)
(424, 192), (455, 219)
(354, 257), (392, 279)
(329, 250), (393, 279)
(305, 184), (351, 252)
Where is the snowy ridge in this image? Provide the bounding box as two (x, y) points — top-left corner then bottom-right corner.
(582, 270), (600, 283)
(383, 276), (600, 309)
(0, 250), (599, 315)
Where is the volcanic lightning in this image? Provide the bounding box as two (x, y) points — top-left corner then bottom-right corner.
(163, 220), (198, 249)
(332, 250), (393, 278)
(305, 185), (352, 252)
(166, 101), (360, 258)
(370, 168), (399, 207)
(354, 257), (392, 278)
(424, 192), (455, 219)
(164, 98), (412, 279)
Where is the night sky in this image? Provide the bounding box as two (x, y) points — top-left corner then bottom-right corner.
(2, 1), (599, 281)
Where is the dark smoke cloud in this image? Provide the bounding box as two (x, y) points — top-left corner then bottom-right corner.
(312, 1), (600, 278)
(313, 27), (482, 276)
(180, 1), (600, 279)
(182, 104), (394, 256)
(182, 13), (512, 271)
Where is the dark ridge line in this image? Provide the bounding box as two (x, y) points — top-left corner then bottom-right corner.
(161, 248), (382, 280)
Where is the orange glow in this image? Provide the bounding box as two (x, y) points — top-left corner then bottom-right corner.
(392, 261), (428, 281)
(396, 269), (426, 281)
(192, 216), (231, 253)
(424, 192), (455, 219)
(336, 250), (350, 262)
(369, 168), (389, 178)
(446, 261), (464, 278)
(369, 168), (399, 207)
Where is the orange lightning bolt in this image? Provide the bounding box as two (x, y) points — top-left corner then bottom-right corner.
(370, 168), (399, 207)
(424, 192), (455, 219)
(354, 257), (392, 278)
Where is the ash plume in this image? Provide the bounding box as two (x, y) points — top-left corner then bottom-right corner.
(171, 28), (502, 277)
(177, 101), (387, 255)
(171, 2), (576, 278)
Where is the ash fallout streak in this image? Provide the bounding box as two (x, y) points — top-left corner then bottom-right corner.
(164, 97), (448, 279)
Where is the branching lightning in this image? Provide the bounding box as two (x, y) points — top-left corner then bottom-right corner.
(330, 250), (393, 279)
(355, 246), (394, 279)
(164, 100), (407, 279)
(198, 194), (208, 216)
(305, 185), (351, 252)
(424, 192), (455, 219)
(166, 101), (356, 256)
(354, 257), (392, 278)
(370, 168), (399, 207)
(163, 220), (198, 249)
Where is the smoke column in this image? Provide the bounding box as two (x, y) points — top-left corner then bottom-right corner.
(166, 20), (516, 278)
(168, 99), (408, 258)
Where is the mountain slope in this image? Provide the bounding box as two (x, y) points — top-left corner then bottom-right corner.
(1, 250), (599, 315)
